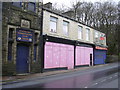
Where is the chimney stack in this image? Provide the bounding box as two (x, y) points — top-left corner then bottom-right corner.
(43, 2), (52, 9)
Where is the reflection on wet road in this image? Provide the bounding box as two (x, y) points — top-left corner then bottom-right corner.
(23, 65), (119, 88)
(2, 63), (119, 89)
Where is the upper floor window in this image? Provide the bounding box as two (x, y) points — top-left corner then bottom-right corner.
(95, 31), (99, 38)
(86, 28), (90, 41)
(78, 26), (83, 39)
(12, 2), (22, 7)
(63, 21), (69, 36)
(50, 16), (57, 33)
(28, 2), (36, 12)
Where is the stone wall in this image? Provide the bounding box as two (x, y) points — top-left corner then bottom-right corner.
(2, 2), (41, 75)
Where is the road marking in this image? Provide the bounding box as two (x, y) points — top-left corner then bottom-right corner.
(109, 77), (112, 79)
(114, 75), (117, 76)
(92, 83), (98, 86)
(101, 79), (106, 82)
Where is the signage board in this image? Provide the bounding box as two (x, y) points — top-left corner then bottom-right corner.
(16, 29), (33, 42)
(95, 46), (107, 50)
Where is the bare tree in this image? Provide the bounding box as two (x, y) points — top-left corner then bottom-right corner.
(52, 1), (119, 55)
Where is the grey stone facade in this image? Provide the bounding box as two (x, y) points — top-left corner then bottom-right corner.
(2, 2), (42, 75)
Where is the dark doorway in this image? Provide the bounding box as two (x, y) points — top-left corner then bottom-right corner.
(90, 54), (92, 66)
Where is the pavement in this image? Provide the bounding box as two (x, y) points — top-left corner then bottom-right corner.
(1, 63), (115, 85)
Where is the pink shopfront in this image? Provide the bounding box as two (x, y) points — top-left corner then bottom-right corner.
(75, 45), (93, 67)
(42, 35), (94, 71)
(44, 42), (74, 70)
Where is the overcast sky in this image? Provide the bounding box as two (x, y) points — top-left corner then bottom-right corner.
(43, 0), (119, 8)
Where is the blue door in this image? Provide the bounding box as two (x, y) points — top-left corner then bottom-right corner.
(16, 44), (29, 74)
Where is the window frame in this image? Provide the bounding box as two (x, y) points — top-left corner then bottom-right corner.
(12, 2), (22, 7)
(28, 2), (36, 12)
(50, 16), (58, 33)
(86, 28), (90, 41)
(7, 28), (14, 61)
(95, 31), (99, 38)
(63, 20), (69, 36)
(78, 25), (83, 40)
(8, 28), (14, 39)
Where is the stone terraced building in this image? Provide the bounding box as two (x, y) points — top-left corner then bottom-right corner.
(2, 2), (107, 75)
(2, 2), (42, 75)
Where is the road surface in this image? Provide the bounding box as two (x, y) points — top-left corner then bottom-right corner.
(2, 62), (119, 89)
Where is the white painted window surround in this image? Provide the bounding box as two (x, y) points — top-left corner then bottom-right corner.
(86, 28), (90, 41)
(50, 16), (57, 33)
(78, 26), (83, 39)
(63, 21), (69, 36)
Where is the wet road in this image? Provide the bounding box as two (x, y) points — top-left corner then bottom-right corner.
(2, 63), (119, 89)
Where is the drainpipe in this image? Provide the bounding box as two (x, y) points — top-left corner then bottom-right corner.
(38, 2), (44, 73)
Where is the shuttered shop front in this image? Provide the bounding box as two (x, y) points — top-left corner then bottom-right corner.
(94, 46), (107, 65)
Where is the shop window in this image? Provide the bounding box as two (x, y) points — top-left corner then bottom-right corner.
(63, 21), (69, 36)
(50, 16), (57, 33)
(78, 26), (83, 39)
(86, 28), (90, 41)
(12, 2), (22, 7)
(34, 45), (37, 61)
(34, 33), (38, 42)
(28, 2), (36, 12)
(8, 42), (12, 61)
(9, 28), (14, 39)
(34, 33), (38, 61)
(8, 27), (14, 61)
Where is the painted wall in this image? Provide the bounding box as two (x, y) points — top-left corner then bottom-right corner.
(44, 42), (74, 69)
(94, 50), (106, 64)
(93, 30), (106, 46)
(76, 46), (93, 66)
(43, 10), (94, 44)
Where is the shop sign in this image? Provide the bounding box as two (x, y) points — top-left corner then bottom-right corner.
(95, 46), (107, 50)
(16, 29), (33, 42)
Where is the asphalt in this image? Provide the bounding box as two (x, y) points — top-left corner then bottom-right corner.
(1, 63), (109, 84)
(2, 62), (119, 89)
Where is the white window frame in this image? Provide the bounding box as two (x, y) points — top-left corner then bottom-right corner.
(63, 21), (69, 36)
(78, 26), (83, 39)
(50, 16), (57, 33)
(86, 28), (90, 41)
(95, 31), (99, 38)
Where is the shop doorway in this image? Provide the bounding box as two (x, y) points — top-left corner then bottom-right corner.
(90, 54), (92, 66)
(16, 44), (29, 74)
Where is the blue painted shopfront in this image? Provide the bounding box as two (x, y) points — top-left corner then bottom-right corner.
(94, 49), (107, 65)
